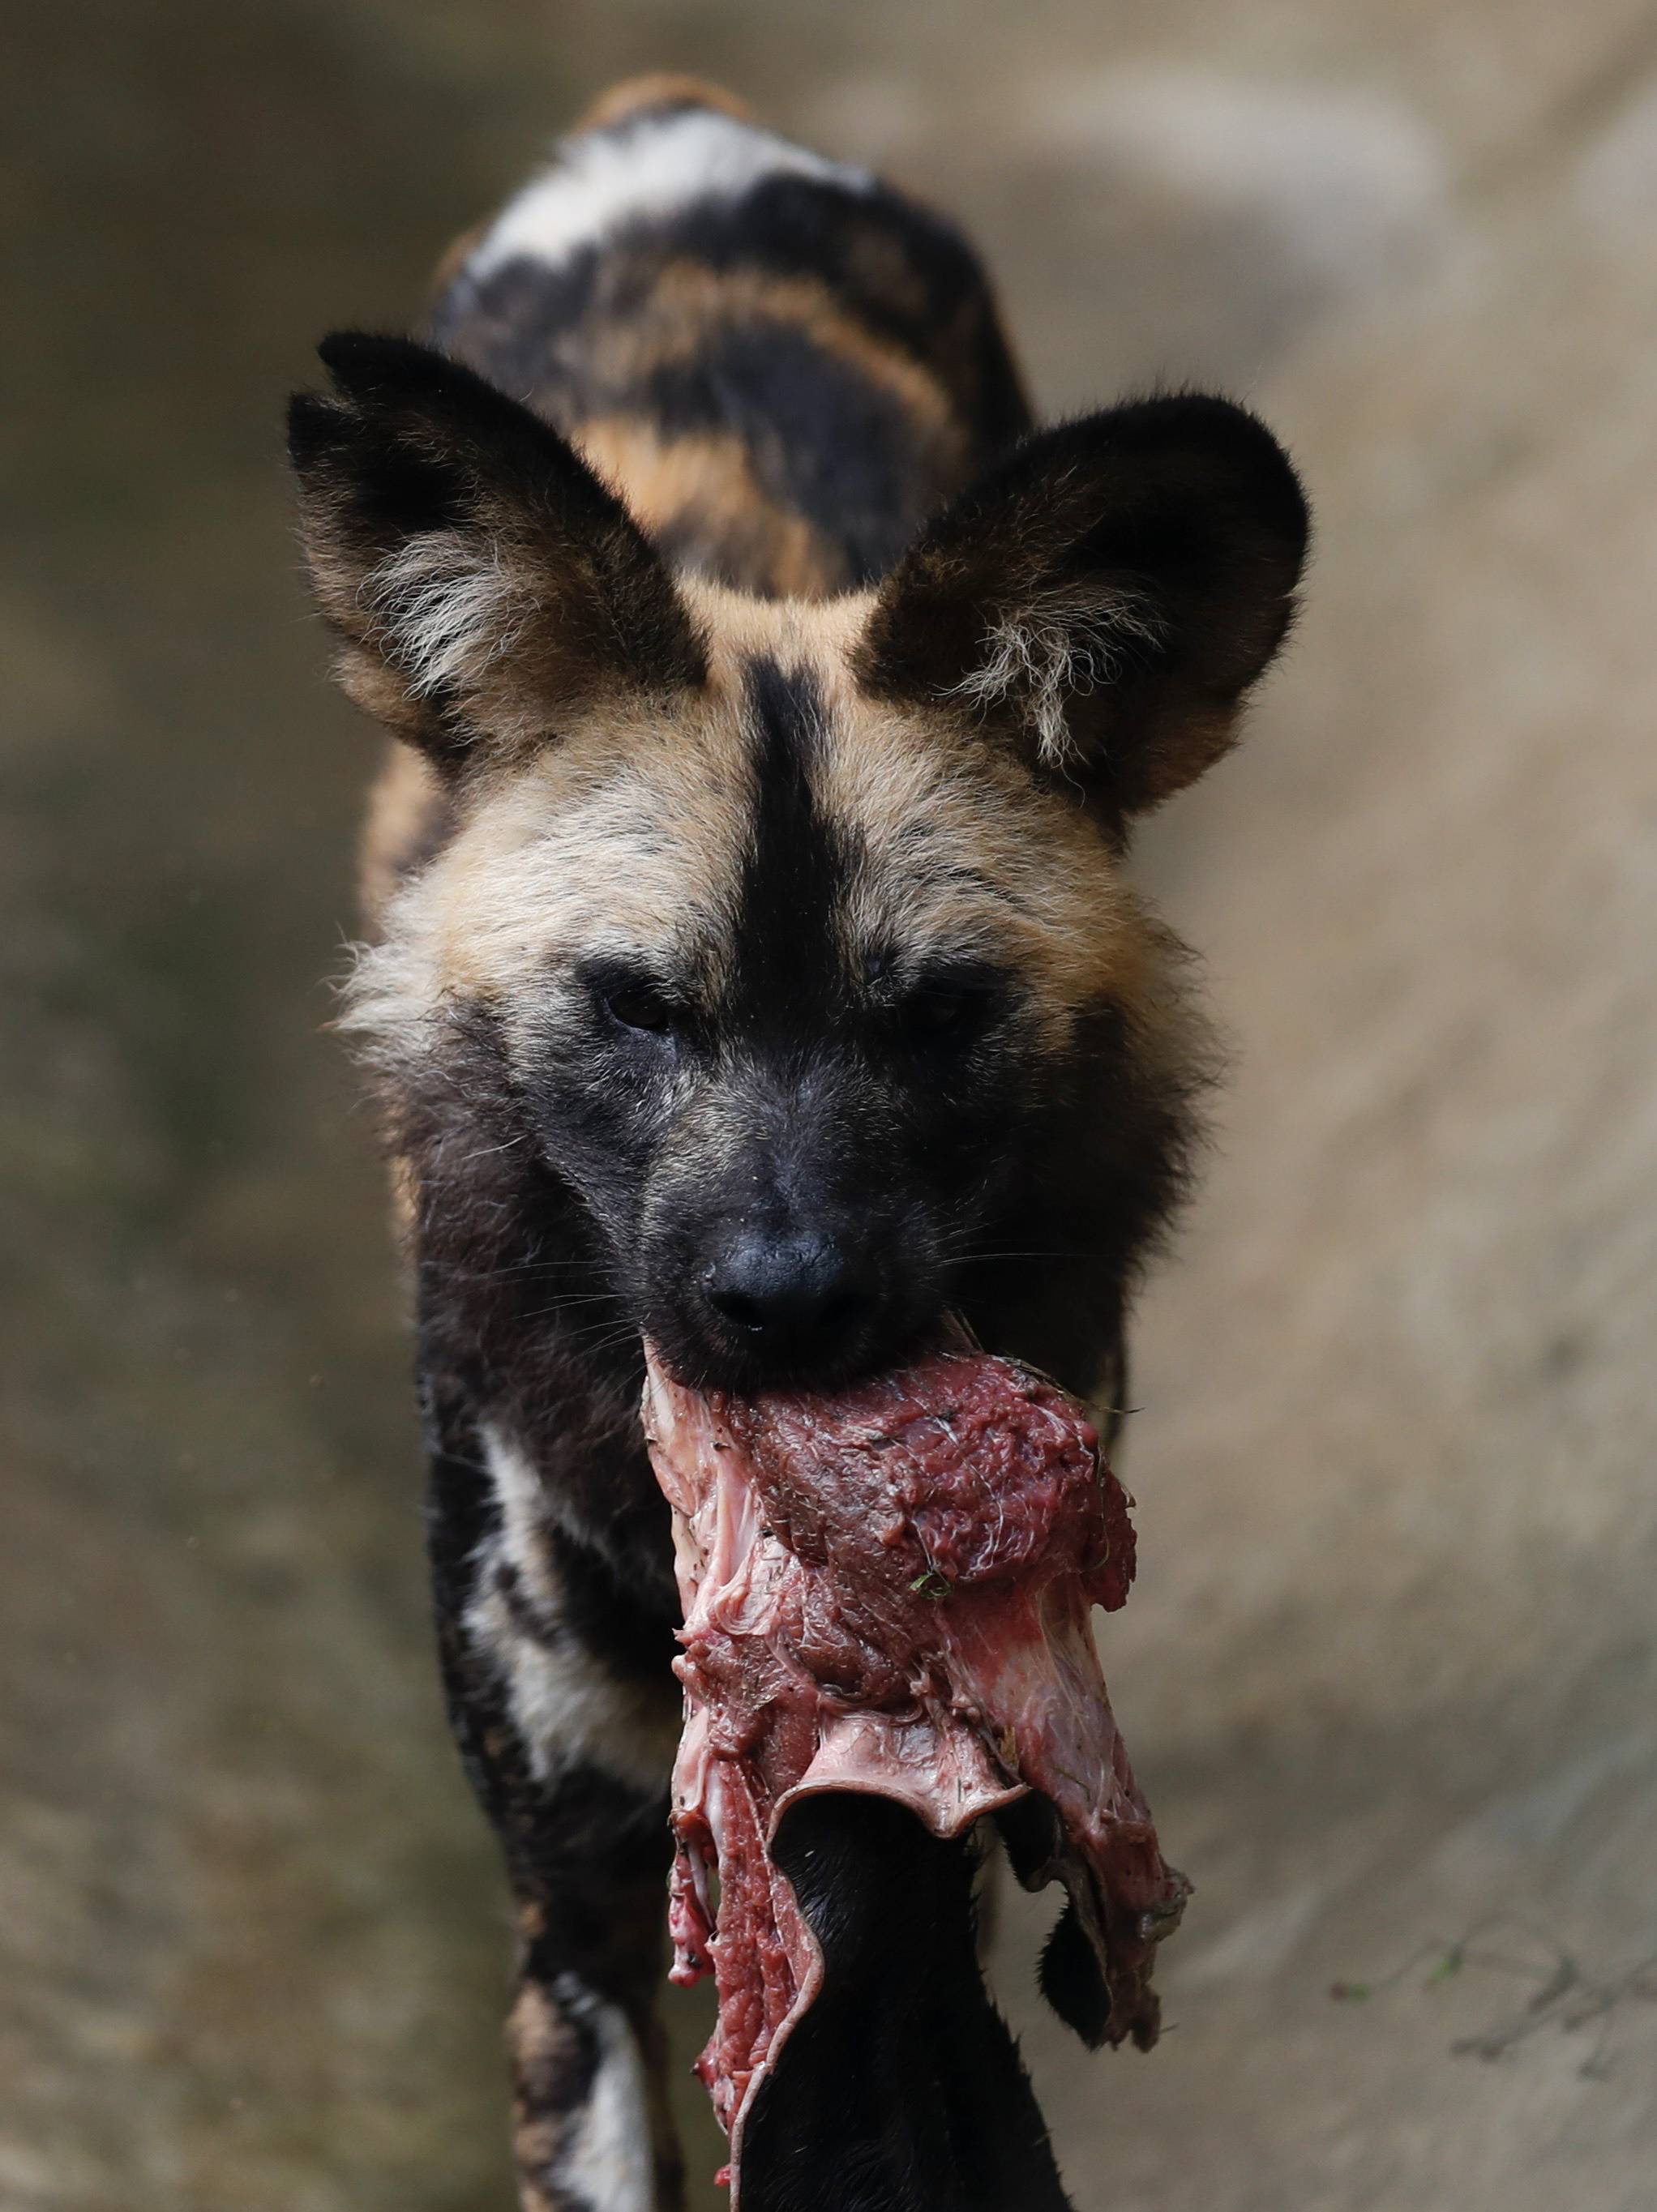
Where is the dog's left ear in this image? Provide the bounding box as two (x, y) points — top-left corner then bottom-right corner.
(856, 395), (1309, 819)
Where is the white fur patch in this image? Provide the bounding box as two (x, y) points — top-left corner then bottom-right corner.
(554, 1983), (657, 2212)
(468, 107), (871, 281)
(332, 926), (435, 1083)
(364, 532), (532, 701)
(953, 588), (1167, 767)
(465, 1426), (679, 1795)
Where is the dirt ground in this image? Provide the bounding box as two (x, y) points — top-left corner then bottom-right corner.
(4, 2), (1655, 2207)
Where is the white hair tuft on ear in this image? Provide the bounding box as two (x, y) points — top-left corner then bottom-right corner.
(951, 587), (1166, 767)
(363, 532), (535, 699)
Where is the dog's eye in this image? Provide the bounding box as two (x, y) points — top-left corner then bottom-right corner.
(897, 971), (1001, 1043)
(907, 987), (975, 1035)
(598, 976), (679, 1036)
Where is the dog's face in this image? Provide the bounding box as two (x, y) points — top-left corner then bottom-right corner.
(359, 595), (1159, 1392)
(292, 337), (1307, 1391)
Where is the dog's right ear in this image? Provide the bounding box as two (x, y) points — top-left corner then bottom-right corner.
(287, 333), (705, 771)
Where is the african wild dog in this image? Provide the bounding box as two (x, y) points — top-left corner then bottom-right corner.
(288, 73), (1307, 2212)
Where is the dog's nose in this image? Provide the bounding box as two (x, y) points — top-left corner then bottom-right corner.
(704, 1226), (872, 1341)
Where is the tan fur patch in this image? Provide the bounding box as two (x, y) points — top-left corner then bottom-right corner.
(555, 265), (969, 601)
(345, 667), (752, 1081)
(675, 577), (876, 675)
(815, 692), (1175, 1056)
(576, 416), (846, 597)
(426, 214), (490, 306)
(508, 1979), (586, 2207)
(358, 742), (447, 924)
(574, 75), (756, 135)
(580, 261), (963, 445)
(509, 1973), (660, 2212)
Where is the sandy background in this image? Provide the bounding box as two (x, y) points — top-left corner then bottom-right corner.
(4, 2), (1656, 2206)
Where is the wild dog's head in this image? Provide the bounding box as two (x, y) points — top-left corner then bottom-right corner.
(290, 335), (1307, 1396)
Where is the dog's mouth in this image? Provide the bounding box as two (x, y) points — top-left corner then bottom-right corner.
(636, 1277), (945, 1398)
(644, 1332), (1188, 2207)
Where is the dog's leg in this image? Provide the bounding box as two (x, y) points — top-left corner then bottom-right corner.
(425, 1394), (685, 2211)
(747, 1795), (1076, 2212)
(506, 1838), (685, 2212)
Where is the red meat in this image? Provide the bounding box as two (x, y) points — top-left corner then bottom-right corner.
(643, 1332), (1188, 2194)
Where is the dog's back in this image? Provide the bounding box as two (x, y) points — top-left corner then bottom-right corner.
(432, 78), (1030, 598)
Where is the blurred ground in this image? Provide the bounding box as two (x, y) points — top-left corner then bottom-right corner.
(3, 2), (1655, 2207)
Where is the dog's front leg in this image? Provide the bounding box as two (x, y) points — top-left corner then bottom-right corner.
(425, 1398), (685, 2211)
(504, 1819), (684, 2212)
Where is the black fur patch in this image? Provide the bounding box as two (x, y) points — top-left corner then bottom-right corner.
(726, 656), (853, 1035)
(422, 1388), (673, 1999)
(659, 172), (1030, 455)
(641, 319), (943, 584)
(1039, 1896), (1114, 2051)
(426, 250), (604, 415)
(745, 1797), (1075, 2211)
(405, 1002), (676, 1611)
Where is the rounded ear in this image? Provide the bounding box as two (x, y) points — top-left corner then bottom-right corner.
(854, 395), (1309, 818)
(287, 332), (704, 770)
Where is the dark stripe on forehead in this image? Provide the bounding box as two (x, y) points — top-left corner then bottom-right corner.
(728, 657), (854, 1036)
